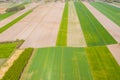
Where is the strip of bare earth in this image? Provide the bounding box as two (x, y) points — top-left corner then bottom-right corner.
(83, 2), (120, 43)
(67, 1), (86, 47)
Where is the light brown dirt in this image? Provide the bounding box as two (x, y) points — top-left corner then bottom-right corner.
(67, 1), (86, 47)
(0, 2), (40, 27)
(0, 49), (24, 79)
(21, 2), (65, 48)
(0, 2), (65, 48)
(107, 44), (120, 65)
(83, 2), (120, 43)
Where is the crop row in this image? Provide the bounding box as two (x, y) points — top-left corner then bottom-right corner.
(91, 2), (120, 26)
(56, 2), (68, 46)
(2, 48), (33, 80)
(74, 2), (117, 46)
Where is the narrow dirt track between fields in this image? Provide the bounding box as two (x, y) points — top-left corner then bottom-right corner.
(67, 1), (86, 47)
(20, 2), (64, 48)
(107, 44), (120, 65)
(83, 2), (120, 43)
(0, 2), (40, 28)
(0, 49), (24, 79)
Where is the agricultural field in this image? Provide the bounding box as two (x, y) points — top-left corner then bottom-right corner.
(0, 1), (120, 80)
(90, 2), (120, 26)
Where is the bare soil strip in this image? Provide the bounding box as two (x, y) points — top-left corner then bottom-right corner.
(107, 44), (120, 65)
(67, 1), (86, 47)
(0, 2), (40, 28)
(0, 49), (24, 79)
(83, 2), (120, 43)
(0, 3), (56, 41)
(20, 2), (65, 48)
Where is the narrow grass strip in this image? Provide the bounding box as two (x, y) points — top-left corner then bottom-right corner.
(85, 46), (120, 80)
(2, 48), (33, 80)
(0, 9), (33, 33)
(90, 2), (120, 26)
(56, 2), (68, 46)
(74, 2), (117, 46)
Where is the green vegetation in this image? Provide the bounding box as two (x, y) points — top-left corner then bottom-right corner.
(56, 2), (68, 46)
(21, 47), (93, 80)
(74, 2), (117, 46)
(86, 46), (120, 80)
(0, 9), (33, 33)
(91, 2), (120, 26)
(2, 48), (33, 80)
(0, 12), (16, 21)
(0, 40), (24, 58)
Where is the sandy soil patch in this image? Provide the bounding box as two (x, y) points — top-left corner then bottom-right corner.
(0, 8), (6, 14)
(0, 2), (40, 27)
(83, 2), (120, 43)
(67, 1), (86, 47)
(0, 49), (24, 79)
(107, 44), (120, 65)
(0, 58), (6, 66)
(20, 2), (65, 48)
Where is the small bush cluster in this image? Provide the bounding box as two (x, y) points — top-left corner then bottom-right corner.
(6, 5), (25, 12)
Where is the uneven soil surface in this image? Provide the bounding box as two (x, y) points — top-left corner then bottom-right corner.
(107, 44), (120, 65)
(67, 1), (86, 47)
(83, 2), (120, 43)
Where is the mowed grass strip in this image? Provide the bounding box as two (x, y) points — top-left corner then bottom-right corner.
(2, 48), (33, 80)
(91, 2), (120, 26)
(85, 46), (120, 80)
(20, 47), (93, 80)
(74, 2), (117, 46)
(0, 40), (23, 58)
(0, 12), (16, 21)
(56, 2), (68, 46)
(0, 9), (33, 33)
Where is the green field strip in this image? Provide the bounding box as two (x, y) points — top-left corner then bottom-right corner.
(0, 12), (16, 21)
(2, 48), (33, 80)
(56, 2), (68, 46)
(91, 2), (120, 26)
(85, 46), (120, 80)
(0, 40), (23, 58)
(0, 9), (33, 33)
(21, 47), (93, 80)
(74, 2), (117, 46)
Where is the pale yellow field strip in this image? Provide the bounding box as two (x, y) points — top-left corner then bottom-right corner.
(107, 44), (120, 65)
(67, 1), (86, 47)
(20, 2), (65, 48)
(83, 2), (120, 43)
(0, 49), (24, 79)
(0, 2), (40, 28)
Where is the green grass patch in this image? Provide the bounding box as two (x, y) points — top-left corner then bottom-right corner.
(90, 2), (120, 26)
(74, 2), (117, 46)
(21, 47), (93, 80)
(2, 48), (33, 80)
(85, 46), (120, 80)
(56, 2), (68, 46)
(0, 12), (16, 21)
(0, 40), (24, 58)
(0, 9), (33, 33)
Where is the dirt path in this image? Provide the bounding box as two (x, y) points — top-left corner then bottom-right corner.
(83, 2), (120, 43)
(0, 49), (24, 79)
(67, 1), (86, 47)
(0, 3), (56, 41)
(0, 2), (40, 28)
(21, 2), (64, 48)
(107, 44), (120, 65)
